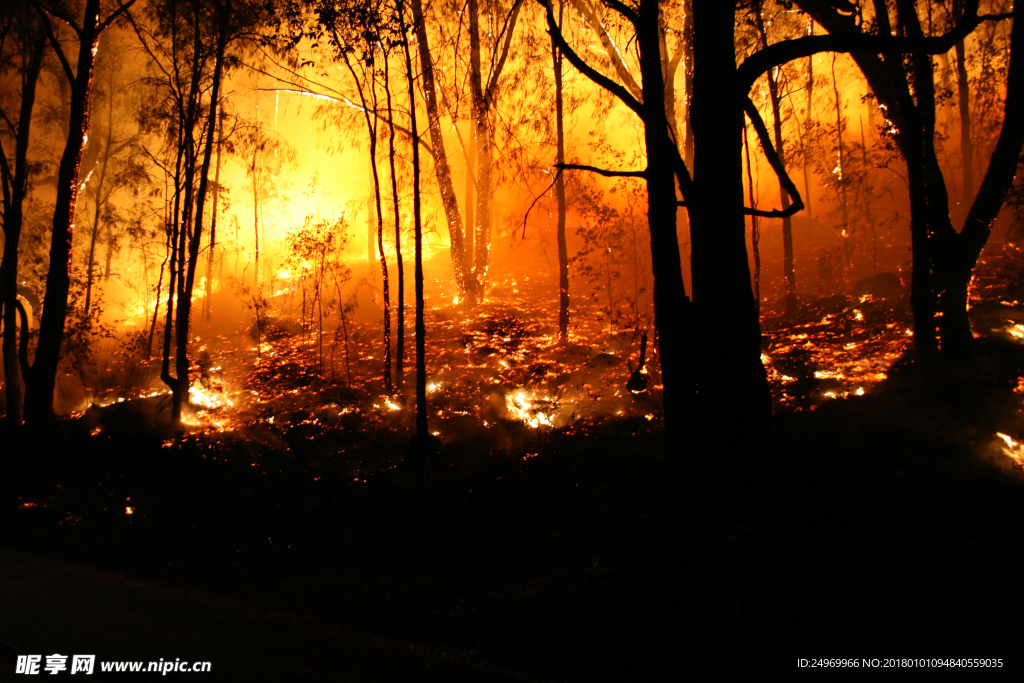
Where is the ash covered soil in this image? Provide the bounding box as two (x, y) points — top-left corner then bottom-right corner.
(6, 264), (1024, 678)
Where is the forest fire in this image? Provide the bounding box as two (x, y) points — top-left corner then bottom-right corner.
(4, 0), (1024, 679)
(504, 389), (560, 429)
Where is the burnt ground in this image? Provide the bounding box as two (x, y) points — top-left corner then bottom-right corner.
(6, 253), (1024, 678)
(4, 337), (1024, 680)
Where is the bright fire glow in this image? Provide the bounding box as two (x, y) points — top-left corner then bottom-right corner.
(505, 390), (557, 428)
(996, 433), (1024, 469)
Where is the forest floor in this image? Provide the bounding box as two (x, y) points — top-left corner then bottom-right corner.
(5, 257), (1024, 679)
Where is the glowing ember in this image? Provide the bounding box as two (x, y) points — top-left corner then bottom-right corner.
(996, 433), (1024, 469)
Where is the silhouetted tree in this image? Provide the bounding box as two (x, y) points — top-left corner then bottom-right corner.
(0, 0), (47, 425)
(22, 0), (136, 424)
(792, 0), (1022, 353)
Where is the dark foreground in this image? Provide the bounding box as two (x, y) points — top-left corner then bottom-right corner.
(4, 341), (1024, 680)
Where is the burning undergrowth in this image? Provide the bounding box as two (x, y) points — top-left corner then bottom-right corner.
(761, 292), (913, 408)
(59, 242), (1024, 478)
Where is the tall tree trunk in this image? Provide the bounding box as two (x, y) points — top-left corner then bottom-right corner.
(384, 55), (406, 388)
(798, 1), (938, 349)
(754, 2), (795, 313)
(25, 0), (104, 424)
(682, 0), (695, 170)
(953, 0), (975, 203)
(743, 124), (760, 314)
(402, 3), (431, 446)
(343, 52), (392, 394)
(204, 108), (224, 322)
(636, 0), (694, 430)
(468, 0), (490, 301)
(252, 149), (260, 292)
(552, 0), (569, 342)
(689, 0), (769, 434)
(803, 25), (814, 233)
(170, 3), (228, 426)
(936, 1), (1024, 351)
(464, 124), (475, 275)
(410, 0), (472, 296)
(1, 33), (46, 425)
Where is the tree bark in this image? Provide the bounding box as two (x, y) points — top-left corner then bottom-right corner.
(552, 0), (569, 342)
(689, 0), (769, 433)
(410, 0), (472, 296)
(754, 2), (795, 313)
(403, 2), (429, 439)
(1, 31), (46, 425)
(25, 0), (104, 424)
(636, 0), (694, 430)
(204, 108), (224, 322)
(384, 55), (405, 388)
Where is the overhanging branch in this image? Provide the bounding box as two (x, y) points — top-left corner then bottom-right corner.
(743, 98), (804, 218)
(738, 0), (982, 89)
(538, 0), (643, 118)
(556, 162), (646, 178)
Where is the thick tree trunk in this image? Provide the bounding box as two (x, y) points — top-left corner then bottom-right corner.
(410, 0), (472, 296)
(937, 2), (1024, 351)
(637, 0), (694, 430)
(1, 34), (45, 425)
(24, 0), (104, 424)
(689, 0), (769, 433)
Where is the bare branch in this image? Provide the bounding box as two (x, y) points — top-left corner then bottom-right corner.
(738, 0), (982, 89)
(28, 0), (80, 35)
(98, 0), (139, 32)
(519, 168), (562, 242)
(486, 0), (524, 101)
(556, 161), (646, 178)
(601, 0), (640, 27)
(539, 0), (643, 118)
(31, 5), (74, 83)
(569, 0), (641, 100)
(742, 98), (804, 217)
